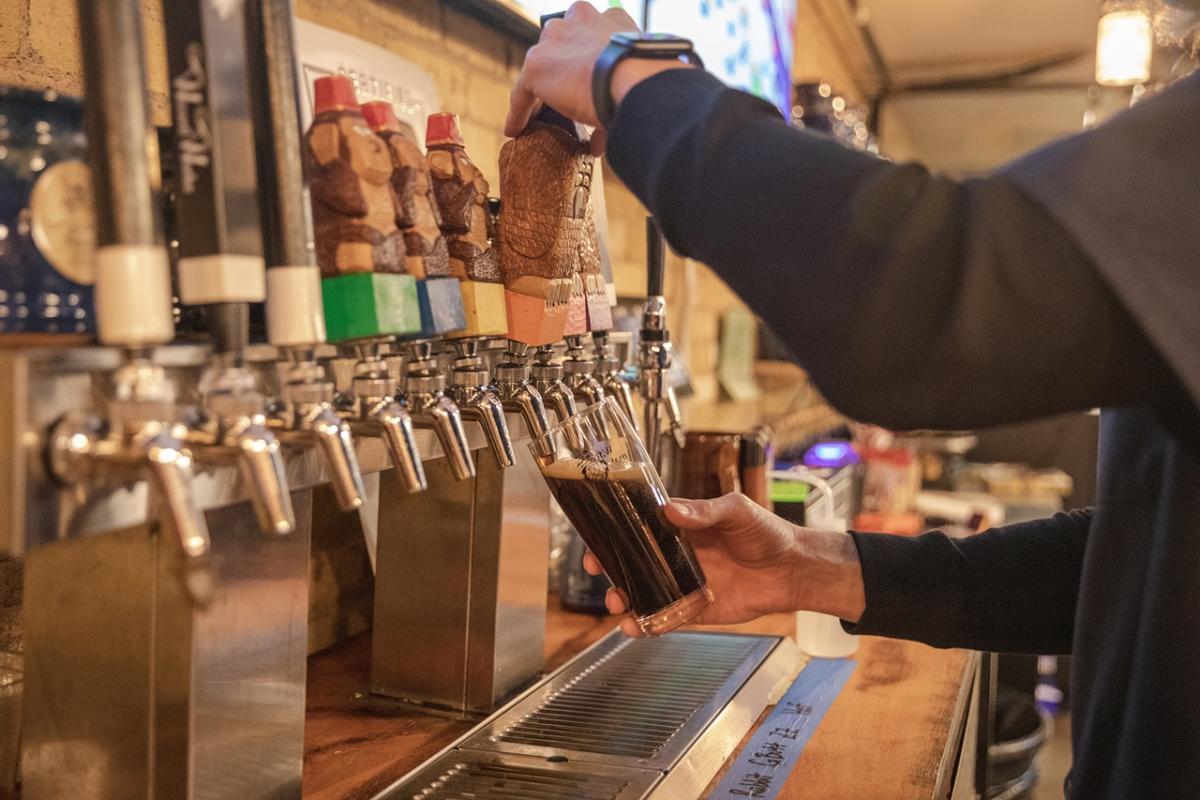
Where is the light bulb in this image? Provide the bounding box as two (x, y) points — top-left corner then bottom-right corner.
(1095, 9), (1153, 86)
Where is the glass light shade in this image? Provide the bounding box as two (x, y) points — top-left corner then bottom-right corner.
(1096, 10), (1154, 86)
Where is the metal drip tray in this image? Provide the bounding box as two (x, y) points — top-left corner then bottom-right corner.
(377, 630), (800, 800)
(390, 750), (659, 800)
(471, 632), (777, 769)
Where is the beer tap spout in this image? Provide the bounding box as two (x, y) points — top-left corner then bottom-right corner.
(403, 342), (476, 481)
(227, 416), (294, 536)
(141, 425), (211, 556)
(502, 381), (551, 440)
(370, 400), (427, 492)
(343, 347), (427, 493)
(562, 334), (606, 409)
(274, 358), (367, 511)
(458, 393), (515, 469)
(307, 404), (366, 511)
(493, 347), (552, 439)
(592, 330), (639, 433)
(50, 367), (215, 606)
(189, 366), (296, 536)
(448, 339), (516, 469)
(530, 345), (578, 424)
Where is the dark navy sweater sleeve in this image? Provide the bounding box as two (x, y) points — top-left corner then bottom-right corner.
(845, 512), (1089, 654)
(605, 69), (1190, 432)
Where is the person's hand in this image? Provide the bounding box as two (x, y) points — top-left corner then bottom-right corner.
(505, 1), (694, 146)
(506, 2), (635, 140)
(583, 493), (868, 637)
(584, 494), (800, 637)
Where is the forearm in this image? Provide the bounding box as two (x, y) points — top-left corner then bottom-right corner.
(843, 511), (1091, 654)
(790, 527), (867, 623)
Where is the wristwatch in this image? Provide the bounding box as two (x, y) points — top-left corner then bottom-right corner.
(591, 32), (703, 129)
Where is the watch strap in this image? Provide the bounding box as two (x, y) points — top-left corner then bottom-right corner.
(591, 36), (702, 130)
(591, 39), (629, 130)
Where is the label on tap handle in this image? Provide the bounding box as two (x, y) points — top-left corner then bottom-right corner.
(363, 100), (466, 339)
(426, 112), (508, 339)
(306, 76), (421, 343)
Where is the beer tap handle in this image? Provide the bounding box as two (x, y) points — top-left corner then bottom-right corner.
(462, 392), (516, 469)
(308, 407), (367, 510)
(646, 217), (665, 299)
(142, 428), (211, 561)
(376, 403), (428, 493)
(231, 420), (296, 535)
(424, 397), (476, 481)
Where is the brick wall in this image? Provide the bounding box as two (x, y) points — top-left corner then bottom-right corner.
(0, 0), (170, 120)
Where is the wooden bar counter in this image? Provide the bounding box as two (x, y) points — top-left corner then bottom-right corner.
(304, 601), (976, 800)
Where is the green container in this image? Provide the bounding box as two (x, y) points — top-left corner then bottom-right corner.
(770, 480), (811, 504)
(321, 272), (421, 342)
(771, 479), (811, 527)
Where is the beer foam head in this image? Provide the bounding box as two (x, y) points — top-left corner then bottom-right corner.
(540, 457), (652, 483)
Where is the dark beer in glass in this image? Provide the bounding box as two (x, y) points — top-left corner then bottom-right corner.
(531, 398), (712, 635)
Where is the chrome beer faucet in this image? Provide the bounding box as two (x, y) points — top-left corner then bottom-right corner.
(271, 351), (367, 511)
(493, 342), (553, 439)
(530, 344), (579, 424)
(562, 334), (606, 408)
(402, 341), (476, 481)
(47, 0), (212, 603)
(187, 360), (295, 535)
(338, 342), (427, 493)
(241, 0), (367, 513)
(161, 0), (297, 539)
(51, 356), (214, 602)
(448, 339), (516, 469)
(592, 330), (639, 433)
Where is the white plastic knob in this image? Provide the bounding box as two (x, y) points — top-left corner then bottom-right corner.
(177, 254), (267, 304)
(95, 244), (174, 346)
(266, 265), (326, 347)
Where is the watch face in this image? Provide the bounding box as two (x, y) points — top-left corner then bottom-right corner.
(612, 31), (696, 53)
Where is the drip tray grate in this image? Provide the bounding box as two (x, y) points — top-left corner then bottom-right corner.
(466, 631), (778, 770)
(388, 749), (659, 800)
(376, 631), (793, 800)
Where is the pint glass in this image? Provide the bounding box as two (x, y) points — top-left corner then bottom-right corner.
(531, 398), (713, 635)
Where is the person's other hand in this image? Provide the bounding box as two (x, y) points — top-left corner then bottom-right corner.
(583, 493), (805, 637)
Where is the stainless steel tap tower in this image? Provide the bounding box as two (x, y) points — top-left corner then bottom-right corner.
(12, 1), (366, 797)
(371, 341), (549, 713)
(640, 217), (685, 472)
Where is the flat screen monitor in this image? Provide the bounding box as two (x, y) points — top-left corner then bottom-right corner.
(645, 0), (796, 115)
